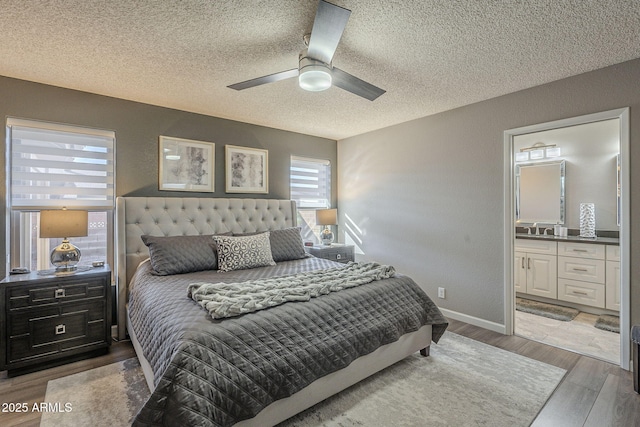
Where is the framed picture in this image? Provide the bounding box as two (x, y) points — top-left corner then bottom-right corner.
(159, 136), (215, 192)
(225, 145), (268, 193)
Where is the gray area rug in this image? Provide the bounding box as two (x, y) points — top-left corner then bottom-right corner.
(516, 297), (579, 321)
(41, 332), (565, 427)
(40, 357), (149, 427)
(595, 314), (620, 333)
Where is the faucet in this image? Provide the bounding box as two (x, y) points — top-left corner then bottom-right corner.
(532, 222), (540, 235)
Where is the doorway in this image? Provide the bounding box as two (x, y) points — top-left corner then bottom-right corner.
(503, 108), (630, 369)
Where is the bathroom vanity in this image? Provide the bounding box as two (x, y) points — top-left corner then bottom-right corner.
(515, 234), (619, 311)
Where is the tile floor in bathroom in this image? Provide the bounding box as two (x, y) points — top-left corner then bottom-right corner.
(515, 309), (620, 364)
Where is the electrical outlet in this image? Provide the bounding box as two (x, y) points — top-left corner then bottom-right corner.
(438, 287), (446, 299)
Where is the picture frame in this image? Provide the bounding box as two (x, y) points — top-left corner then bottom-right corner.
(225, 145), (269, 194)
(158, 136), (215, 192)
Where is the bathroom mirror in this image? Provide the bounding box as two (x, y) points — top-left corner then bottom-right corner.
(516, 160), (565, 224)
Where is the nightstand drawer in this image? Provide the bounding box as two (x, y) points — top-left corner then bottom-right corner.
(323, 250), (351, 263)
(8, 298), (106, 363)
(306, 245), (355, 263)
(8, 279), (105, 309)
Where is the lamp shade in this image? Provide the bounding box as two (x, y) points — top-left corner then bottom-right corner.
(316, 209), (338, 226)
(40, 210), (88, 238)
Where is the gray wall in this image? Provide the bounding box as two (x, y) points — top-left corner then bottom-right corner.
(338, 58), (640, 326)
(0, 75), (336, 278)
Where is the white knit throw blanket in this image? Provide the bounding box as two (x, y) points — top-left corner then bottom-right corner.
(188, 262), (396, 319)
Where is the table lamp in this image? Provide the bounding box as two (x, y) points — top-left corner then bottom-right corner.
(40, 209), (88, 271)
(316, 208), (337, 245)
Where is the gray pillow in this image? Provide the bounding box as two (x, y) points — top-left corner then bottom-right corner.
(141, 234), (220, 275)
(213, 233), (276, 272)
(269, 227), (307, 262)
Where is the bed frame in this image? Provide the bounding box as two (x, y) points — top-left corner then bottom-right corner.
(115, 196), (432, 426)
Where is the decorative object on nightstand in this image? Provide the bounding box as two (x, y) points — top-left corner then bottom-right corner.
(40, 209), (88, 271)
(316, 208), (337, 245)
(0, 265), (112, 376)
(306, 244), (354, 264)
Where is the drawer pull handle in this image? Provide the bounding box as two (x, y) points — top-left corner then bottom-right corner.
(55, 288), (65, 298)
(572, 291), (588, 296)
(55, 324), (66, 335)
(527, 258), (531, 269)
(572, 268), (588, 272)
(572, 249), (588, 252)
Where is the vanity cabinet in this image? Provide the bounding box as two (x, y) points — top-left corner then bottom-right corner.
(557, 242), (606, 308)
(515, 238), (619, 312)
(514, 239), (557, 299)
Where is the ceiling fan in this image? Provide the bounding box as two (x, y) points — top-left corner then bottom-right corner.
(228, 0), (385, 101)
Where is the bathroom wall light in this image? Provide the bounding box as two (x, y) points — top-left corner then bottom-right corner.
(529, 148), (545, 160)
(545, 146), (561, 158)
(516, 142), (561, 162)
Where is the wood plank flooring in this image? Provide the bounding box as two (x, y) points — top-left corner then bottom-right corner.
(1, 320), (638, 426)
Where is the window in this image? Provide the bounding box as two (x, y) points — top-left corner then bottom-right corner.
(6, 118), (115, 272)
(290, 156), (331, 243)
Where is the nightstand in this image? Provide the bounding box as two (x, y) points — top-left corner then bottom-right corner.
(306, 244), (355, 264)
(0, 265), (112, 376)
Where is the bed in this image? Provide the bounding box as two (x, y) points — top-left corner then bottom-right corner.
(115, 197), (448, 426)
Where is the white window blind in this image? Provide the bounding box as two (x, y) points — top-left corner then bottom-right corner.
(8, 118), (115, 209)
(290, 156), (331, 209)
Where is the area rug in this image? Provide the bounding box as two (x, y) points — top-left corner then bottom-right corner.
(516, 297), (579, 321)
(40, 357), (149, 427)
(41, 332), (566, 427)
(595, 314), (620, 333)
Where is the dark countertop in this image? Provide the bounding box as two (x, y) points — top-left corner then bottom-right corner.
(515, 233), (619, 246)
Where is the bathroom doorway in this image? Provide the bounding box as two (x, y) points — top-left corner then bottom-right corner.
(503, 108), (630, 369)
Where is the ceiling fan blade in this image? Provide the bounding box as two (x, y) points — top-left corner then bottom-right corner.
(307, 0), (351, 64)
(228, 69), (299, 91)
(332, 67), (386, 101)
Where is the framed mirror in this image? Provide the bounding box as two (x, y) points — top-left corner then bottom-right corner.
(516, 160), (565, 224)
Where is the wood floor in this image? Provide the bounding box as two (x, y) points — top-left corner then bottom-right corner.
(1, 320), (638, 426)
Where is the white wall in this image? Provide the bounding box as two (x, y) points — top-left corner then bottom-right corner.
(514, 119), (620, 230)
(337, 58), (640, 326)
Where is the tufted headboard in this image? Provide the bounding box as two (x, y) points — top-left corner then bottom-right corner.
(115, 196), (297, 339)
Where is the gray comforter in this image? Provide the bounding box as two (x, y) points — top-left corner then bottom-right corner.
(128, 257), (448, 427)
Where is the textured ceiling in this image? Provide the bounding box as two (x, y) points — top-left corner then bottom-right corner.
(0, 1), (639, 140)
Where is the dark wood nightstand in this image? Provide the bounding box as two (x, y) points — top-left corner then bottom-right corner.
(306, 244), (355, 264)
(0, 265), (112, 376)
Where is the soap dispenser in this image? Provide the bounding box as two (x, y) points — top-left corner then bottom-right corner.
(553, 222), (561, 236)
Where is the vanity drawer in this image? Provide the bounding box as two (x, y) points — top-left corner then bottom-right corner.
(558, 279), (605, 308)
(515, 239), (557, 255)
(558, 256), (605, 284)
(557, 242), (605, 260)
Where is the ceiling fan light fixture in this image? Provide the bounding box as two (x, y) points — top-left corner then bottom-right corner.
(298, 53), (332, 92)
(299, 67), (332, 91)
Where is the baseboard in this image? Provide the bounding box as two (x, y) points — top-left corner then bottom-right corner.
(440, 308), (506, 334)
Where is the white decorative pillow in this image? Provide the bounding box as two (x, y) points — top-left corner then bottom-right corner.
(213, 233), (276, 272)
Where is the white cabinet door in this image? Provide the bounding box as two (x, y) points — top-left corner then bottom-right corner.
(526, 253), (557, 299)
(514, 252), (527, 293)
(606, 260), (620, 311)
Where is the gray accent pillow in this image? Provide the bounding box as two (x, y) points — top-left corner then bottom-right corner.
(269, 227), (307, 262)
(141, 234), (222, 275)
(213, 233), (276, 272)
